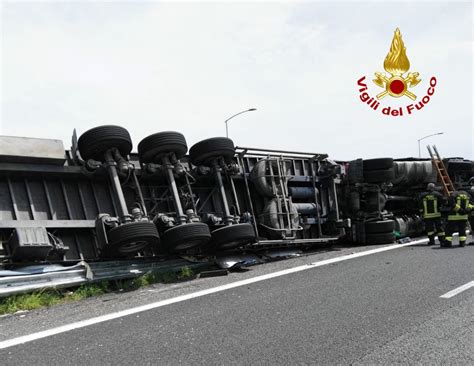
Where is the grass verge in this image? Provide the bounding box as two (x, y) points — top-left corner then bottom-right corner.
(0, 266), (195, 316)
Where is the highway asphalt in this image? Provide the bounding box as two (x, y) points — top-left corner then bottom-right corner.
(0, 240), (473, 364)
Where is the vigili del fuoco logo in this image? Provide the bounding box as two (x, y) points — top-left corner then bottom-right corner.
(357, 28), (437, 117)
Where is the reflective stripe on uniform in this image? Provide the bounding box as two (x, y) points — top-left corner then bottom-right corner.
(448, 214), (468, 221)
(459, 236), (467, 241)
(423, 195), (441, 218)
(454, 194), (470, 212)
(423, 213), (441, 219)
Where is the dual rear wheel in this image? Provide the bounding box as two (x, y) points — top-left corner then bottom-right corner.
(365, 220), (396, 245)
(363, 158), (394, 183)
(78, 126), (256, 254)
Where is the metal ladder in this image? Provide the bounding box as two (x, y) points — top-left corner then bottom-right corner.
(427, 145), (454, 197)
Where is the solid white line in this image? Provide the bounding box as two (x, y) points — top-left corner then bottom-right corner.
(440, 281), (474, 299)
(0, 239), (426, 350)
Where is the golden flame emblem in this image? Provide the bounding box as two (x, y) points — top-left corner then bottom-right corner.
(384, 28), (410, 75)
(373, 28), (420, 100)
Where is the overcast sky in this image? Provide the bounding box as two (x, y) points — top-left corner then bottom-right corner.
(1, 0), (472, 160)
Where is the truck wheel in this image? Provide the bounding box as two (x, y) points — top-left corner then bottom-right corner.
(363, 168), (395, 183)
(138, 131), (188, 164)
(78, 125), (132, 161)
(189, 137), (235, 167)
(365, 220), (395, 234)
(162, 222), (211, 252)
(446, 161), (472, 173)
(365, 232), (395, 245)
(363, 158), (394, 171)
(107, 221), (160, 255)
(209, 223), (256, 250)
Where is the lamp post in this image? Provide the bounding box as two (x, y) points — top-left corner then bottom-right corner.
(418, 132), (444, 158)
(224, 108), (257, 138)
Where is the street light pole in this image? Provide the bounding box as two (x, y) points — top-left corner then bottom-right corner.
(417, 132), (444, 158)
(225, 108), (257, 138)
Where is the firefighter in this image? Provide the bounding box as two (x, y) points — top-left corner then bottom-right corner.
(419, 183), (446, 246)
(469, 185), (474, 245)
(445, 190), (473, 247)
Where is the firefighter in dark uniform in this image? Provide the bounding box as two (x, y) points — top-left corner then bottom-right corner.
(445, 190), (473, 247)
(468, 185), (474, 245)
(419, 183), (446, 246)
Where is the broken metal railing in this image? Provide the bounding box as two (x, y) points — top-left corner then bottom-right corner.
(0, 259), (211, 298)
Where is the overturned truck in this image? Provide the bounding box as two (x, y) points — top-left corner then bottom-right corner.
(0, 125), (472, 265)
(0, 126), (346, 263)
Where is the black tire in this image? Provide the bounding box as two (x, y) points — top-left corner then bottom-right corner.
(365, 220), (395, 234)
(162, 222), (211, 252)
(365, 232), (395, 245)
(363, 158), (393, 171)
(446, 161), (473, 173)
(107, 221), (160, 255)
(363, 168), (395, 183)
(138, 131), (188, 164)
(189, 137), (235, 167)
(209, 223), (256, 250)
(78, 125), (132, 161)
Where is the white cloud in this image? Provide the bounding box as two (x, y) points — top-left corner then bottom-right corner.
(1, 1), (472, 160)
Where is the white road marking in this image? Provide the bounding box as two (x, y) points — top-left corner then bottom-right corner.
(440, 281), (474, 299)
(0, 239), (426, 350)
